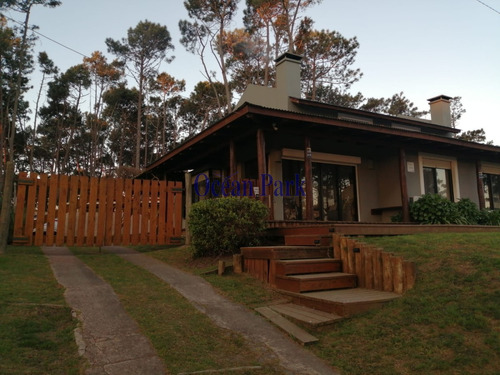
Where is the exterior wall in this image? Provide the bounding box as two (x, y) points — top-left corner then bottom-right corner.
(405, 152), (422, 200)
(458, 160), (479, 205)
(356, 158), (380, 222)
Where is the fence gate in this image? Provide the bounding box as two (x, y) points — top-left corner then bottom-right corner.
(13, 173), (183, 247)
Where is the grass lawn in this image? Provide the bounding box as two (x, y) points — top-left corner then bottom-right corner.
(143, 233), (500, 375)
(72, 247), (284, 375)
(0, 247), (84, 375)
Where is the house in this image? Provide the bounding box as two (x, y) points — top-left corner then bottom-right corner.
(140, 53), (500, 225)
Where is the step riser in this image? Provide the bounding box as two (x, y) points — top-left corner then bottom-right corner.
(242, 248), (329, 260)
(275, 262), (342, 276)
(275, 275), (357, 293)
(269, 227), (333, 236)
(284, 236), (331, 246)
(286, 293), (392, 317)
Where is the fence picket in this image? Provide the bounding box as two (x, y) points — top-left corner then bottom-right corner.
(66, 176), (79, 246)
(113, 178), (124, 246)
(55, 175), (68, 246)
(45, 175), (59, 246)
(86, 177), (99, 246)
(76, 176), (89, 246)
(122, 179), (133, 246)
(34, 174), (49, 246)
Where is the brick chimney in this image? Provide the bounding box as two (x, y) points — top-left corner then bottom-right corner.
(428, 95), (453, 127)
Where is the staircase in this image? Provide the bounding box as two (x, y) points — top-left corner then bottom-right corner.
(241, 226), (404, 320)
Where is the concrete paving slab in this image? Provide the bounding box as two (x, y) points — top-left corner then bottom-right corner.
(105, 246), (340, 375)
(42, 246), (166, 375)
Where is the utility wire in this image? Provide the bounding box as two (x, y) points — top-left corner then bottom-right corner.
(474, 0), (500, 15)
(3, 14), (89, 58)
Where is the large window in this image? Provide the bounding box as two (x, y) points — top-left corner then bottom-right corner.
(420, 155), (459, 201)
(482, 173), (500, 210)
(423, 167), (454, 200)
(282, 160), (358, 221)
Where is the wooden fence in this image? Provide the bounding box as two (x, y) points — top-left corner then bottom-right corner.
(13, 172), (183, 247)
(333, 234), (416, 294)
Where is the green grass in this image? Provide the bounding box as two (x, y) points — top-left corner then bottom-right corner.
(0, 247), (84, 375)
(72, 247), (283, 375)
(145, 233), (500, 375)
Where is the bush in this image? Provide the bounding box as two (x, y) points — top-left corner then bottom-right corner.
(188, 197), (269, 257)
(410, 194), (461, 224)
(456, 198), (481, 225)
(410, 194), (500, 226)
(478, 209), (500, 226)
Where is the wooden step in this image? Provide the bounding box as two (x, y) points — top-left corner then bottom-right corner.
(269, 226), (333, 236)
(274, 258), (342, 276)
(280, 288), (401, 317)
(275, 272), (357, 293)
(255, 307), (319, 345)
(241, 246), (329, 260)
(284, 235), (331, 246)
(268, 303), (342, 327)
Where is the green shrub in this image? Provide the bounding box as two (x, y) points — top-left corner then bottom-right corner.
(188, 197), (269, 257)
(456, 198), (481, 225)
(478, 209), (500, 226)
(410, 194), (461, 224)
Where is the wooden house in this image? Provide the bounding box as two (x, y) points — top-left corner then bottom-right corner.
(141, 53), (500, 225)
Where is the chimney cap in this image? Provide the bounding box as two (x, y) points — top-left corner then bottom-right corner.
(275, 52), (302, 64)
(427, 94), (453, 103)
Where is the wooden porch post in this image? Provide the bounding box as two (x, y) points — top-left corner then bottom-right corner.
(229, 140), (237, 179)
(476, 160), (486, 210)
(304, 137), (313, 220)
(256, 128), (267, 203)
(399, 148), (410, 222)
(184, 172), (192, 245)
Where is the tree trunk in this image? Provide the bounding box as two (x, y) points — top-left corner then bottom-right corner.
(0, 162), (15, 254)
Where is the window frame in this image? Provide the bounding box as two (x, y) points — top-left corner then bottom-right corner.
(418, 154), (460, 201)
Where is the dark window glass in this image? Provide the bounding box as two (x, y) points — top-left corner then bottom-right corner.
(423, 167), (453, 200)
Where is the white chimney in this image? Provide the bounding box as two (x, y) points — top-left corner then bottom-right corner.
(428, 95), (453, 127)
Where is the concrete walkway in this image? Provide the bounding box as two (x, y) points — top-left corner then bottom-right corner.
(104, 246), (339, 375)
(41, 246), (166, 375)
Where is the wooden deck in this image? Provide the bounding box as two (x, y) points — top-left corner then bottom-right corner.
(267, 221), (500, 236)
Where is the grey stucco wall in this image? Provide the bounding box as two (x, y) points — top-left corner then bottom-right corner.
(458, 160), (479, 205)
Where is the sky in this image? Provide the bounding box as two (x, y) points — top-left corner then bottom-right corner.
(4, 0), (500, 144)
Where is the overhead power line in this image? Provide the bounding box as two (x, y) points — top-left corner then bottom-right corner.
(3, 14), (89, 58)
(474, 0), (500, 15)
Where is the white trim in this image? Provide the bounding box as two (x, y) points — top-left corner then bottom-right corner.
(418, 153), (460, 201)
(481, 162), (500, 175)
(281, 148), (361, 165)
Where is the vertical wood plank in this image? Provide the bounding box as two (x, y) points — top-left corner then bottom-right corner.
(45, 175), (59, 246)
(122, 179), (133, 246)
(382, 252), (393, 292)
(372, 249), (383, 290)
(347, 238), (355, 275)
(392, 256), (404, 294)
(363, 245), (374, 289)
(96, 177), (107, 246)
(340, 237), (348, 272)
(24, 173), (38, 246)
(157, 180), (167, 244)
(104, 178), (115, 246)
(131, 179), (142, 245)
(166, 181), (174, 243)
(76, 176), (89, 246)
(34, 174), (49, 246)
(86, 177), (99, 246)
(149, 180), (159, 245)
(13, 172), (28, 241)
(140, 180), (150, 245)
(173, 181), (183, 237)
(66, 176), (79, 246)
(113, 178), (124, 246)
(332, 234), (341, 259)
(403, 261), (417, 292)
(55, 174), (68, 246)
(354, 242), (365, 287)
